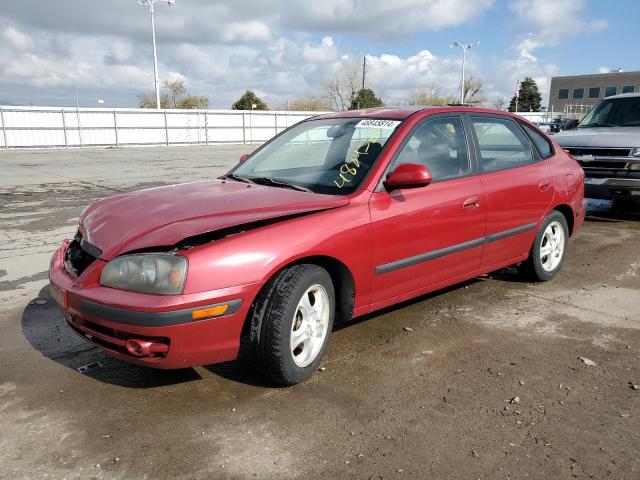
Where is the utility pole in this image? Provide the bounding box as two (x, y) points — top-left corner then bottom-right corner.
(139, 0), (176, 109)
(450, 41), (479, 104)
(515, 79), (520, 112)
(362, 56), (366, 91)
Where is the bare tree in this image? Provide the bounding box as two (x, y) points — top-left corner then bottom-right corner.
(491, 97), (508, 111)
(322, 58), (362, 111)
(139, 80), (209, 109)
(407, 85), (454, 106)
(285, 96), (331, 111)
(463, 76), (485, 104)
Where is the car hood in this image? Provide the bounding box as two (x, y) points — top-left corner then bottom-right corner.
(554, 126), (640, 148)
(80, 180), (350, 260)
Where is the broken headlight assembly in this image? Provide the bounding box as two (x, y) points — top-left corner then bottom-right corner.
(100, 254), (187, 295)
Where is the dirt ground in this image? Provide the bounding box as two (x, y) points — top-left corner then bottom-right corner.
(0, 146), (639, 480)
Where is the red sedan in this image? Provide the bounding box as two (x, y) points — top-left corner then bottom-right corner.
(49, 107), (586, 385)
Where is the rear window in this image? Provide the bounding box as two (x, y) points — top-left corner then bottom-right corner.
(472, 117), (535, 172)
(522, 123), (553, 159)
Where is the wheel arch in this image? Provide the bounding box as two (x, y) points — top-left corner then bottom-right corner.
(551, 203), (575, 236)
(240, 255), (356, 337)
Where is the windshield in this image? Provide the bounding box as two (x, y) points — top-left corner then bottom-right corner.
(229, 117), (401, 194)
(579, 96), (640, 128)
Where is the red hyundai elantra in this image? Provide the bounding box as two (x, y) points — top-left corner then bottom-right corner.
(49, 107), (586, 384)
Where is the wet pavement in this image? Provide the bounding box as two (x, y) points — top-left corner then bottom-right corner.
(1, 146), (639, 479)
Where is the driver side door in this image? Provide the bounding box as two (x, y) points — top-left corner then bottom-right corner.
(369, 115), (486, 306)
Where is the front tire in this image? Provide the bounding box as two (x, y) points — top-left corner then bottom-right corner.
(249, 264), (335, 385)
(520, 211), (569, 282)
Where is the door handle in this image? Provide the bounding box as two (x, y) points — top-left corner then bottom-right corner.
(538, 181), (551, 192)
(463, 196), (480, 211)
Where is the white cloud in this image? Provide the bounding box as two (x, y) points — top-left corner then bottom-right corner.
(283, 0), (495, 37)
(104, 40), (134, 65)
(510, 0), (607, 59)
(365, 50), (462, 103)
(2, 25), (33, 50)
(0, 0), (501, 106)
(303, 36), (338, 63)
(498, 0), (608, 105)
(221, 21), (272, 43)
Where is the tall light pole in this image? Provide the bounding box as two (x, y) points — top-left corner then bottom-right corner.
(139, 0), (175, 109)
(450, 41), (479, 104)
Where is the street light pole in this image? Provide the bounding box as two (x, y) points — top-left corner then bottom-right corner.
(139, 0), (175, 109)
(450, 41), (479, 104)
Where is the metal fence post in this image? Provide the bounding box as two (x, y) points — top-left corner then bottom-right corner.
(242, 112), (246, 144)
(164, 111), (169, 146)
(61, 108), (68, 148)
(274, 112), (278, 136)
(76, 106), (83, 147)
(1, 107), (8, 150)
(204, 111), (208, 146)
(113, 110), (119, 147)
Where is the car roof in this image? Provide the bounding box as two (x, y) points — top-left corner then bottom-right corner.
(603, 92), (640, 100)
(311, 106), (521, 121)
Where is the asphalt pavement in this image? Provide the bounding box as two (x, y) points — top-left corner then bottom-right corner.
(1, 146), (639, 479)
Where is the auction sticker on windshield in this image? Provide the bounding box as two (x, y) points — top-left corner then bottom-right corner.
(356, 119), (401, 129)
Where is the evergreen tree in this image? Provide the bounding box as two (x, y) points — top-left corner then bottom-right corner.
(508, 77), (542, 112)
(232, 90), (268, 110)
(349, 88), (384, 110)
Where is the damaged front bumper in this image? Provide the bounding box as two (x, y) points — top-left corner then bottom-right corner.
(49, 241), (261, 369)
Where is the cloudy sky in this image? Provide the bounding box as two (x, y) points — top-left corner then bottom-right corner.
(0, 0), (635, 109)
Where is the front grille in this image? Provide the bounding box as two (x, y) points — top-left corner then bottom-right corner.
(566, 147), (631, 157)
(64, 232), (98, 276)
(566, 147), (631, 173)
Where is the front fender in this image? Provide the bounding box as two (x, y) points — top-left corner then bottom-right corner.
(181, 198), (372, 310)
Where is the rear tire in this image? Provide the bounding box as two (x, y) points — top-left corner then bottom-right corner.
(249, 264), (335, 385)
(520, 211), (569, 282)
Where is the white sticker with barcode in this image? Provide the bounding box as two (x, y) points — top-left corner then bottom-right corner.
(356, 119), (401, 129)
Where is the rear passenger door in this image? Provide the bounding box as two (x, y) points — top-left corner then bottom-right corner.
(468, 115), (554, 267)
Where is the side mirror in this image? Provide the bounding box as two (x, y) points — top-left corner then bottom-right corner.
(563, 118), (579, 131)
(384, 163), (432, 191)
(239, 154), (250, 163)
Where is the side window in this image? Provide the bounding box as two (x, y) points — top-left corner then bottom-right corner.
(522, 123), (553, 159)
(392, 117), (470, 182)
(472, 117), (534, 172)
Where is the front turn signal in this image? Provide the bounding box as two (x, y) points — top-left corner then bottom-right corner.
(191, 304), (229, 320)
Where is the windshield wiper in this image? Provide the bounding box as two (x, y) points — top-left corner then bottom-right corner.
(248, 177), (312, 192)
(579, 123), (618, 128)
(224, 173), (254, 184)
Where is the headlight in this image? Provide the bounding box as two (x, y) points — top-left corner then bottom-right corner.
(631, 148), (640, 157)
(100, 254), (187, 295)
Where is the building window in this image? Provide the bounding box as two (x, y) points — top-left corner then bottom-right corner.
(588, 87), (601, 98)
(604, 85), (618, 97)
(622, 85), (635, 94)
(558, 88), (569, 100)
(573, 88), (584, 99)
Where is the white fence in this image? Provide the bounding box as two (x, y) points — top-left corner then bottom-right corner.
(0, 106), (325, 150)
